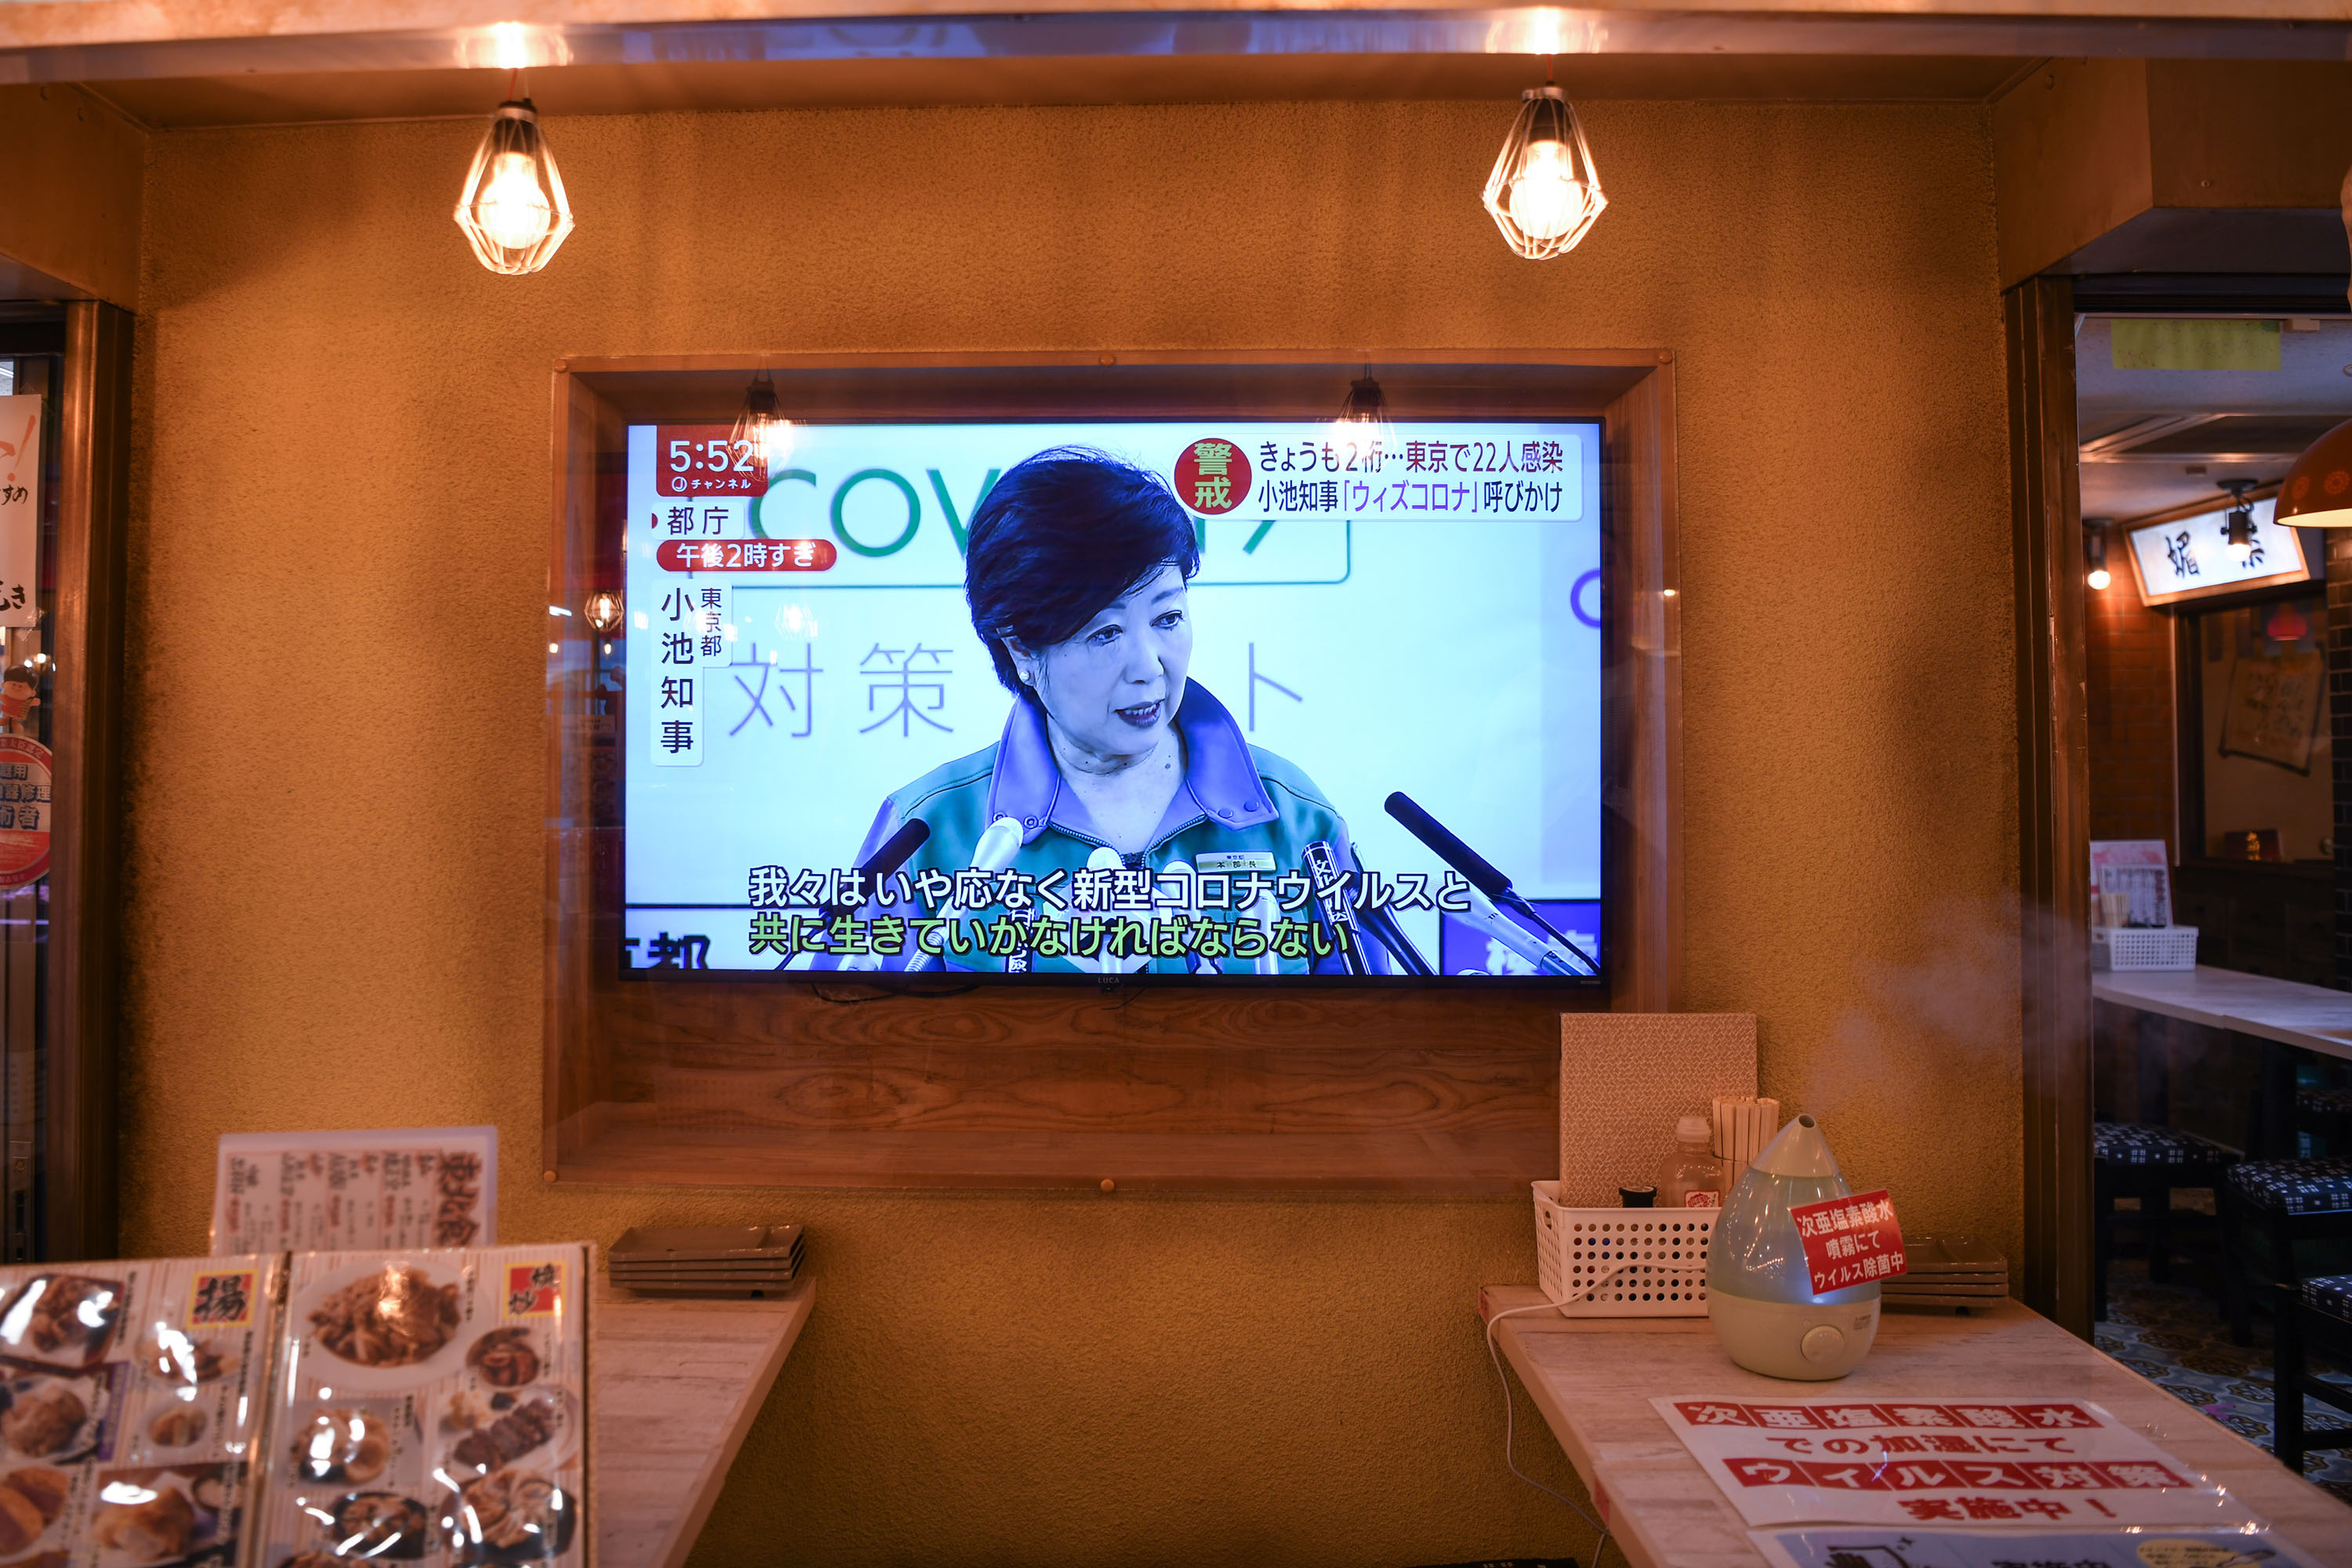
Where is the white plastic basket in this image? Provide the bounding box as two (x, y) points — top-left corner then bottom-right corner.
(1531, 1181), (1713, 1317)
(2092, 925), (2198, 971)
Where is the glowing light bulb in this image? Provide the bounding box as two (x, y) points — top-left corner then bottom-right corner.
(475, 152), (552, 252)
(453, 98), (573, 275)
(2223, 497), (2257, 563)
(1509, 139), (1579, 241)
(731, 371), (793, 477)
(1330, 368), (1392, 454)
(2087, 567), (2111, 590)
(1482, 86), (1606, 260)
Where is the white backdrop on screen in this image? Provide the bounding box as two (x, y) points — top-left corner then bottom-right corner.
(621, 419), (1602, 974)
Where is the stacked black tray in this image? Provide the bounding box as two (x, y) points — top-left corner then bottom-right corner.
(608, 1224), (804, 1298)
(1887, 1232), (2007, 1309)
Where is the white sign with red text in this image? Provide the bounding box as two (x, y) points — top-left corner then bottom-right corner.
(1653, 1396), (2254, 1530)
(1790, 1189), (1906, 1294)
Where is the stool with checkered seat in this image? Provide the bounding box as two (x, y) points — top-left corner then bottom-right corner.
(2221, 1157), (2352, 1343)
(2270, 1273), (2352, 1468)
(2299, 1086), (2352, 1156)
(2095, 1121), (2240, 1320)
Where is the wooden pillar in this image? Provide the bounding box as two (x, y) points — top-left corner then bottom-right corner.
(2009, 275), (2093, 1338)
(2329, 530), (2352, 993)
(45, 299), (130, 1261)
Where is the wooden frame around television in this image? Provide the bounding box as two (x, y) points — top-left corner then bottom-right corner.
(543, 350), (1681, 1192)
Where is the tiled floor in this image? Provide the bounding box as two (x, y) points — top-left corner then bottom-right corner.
(2095, 1254), (2352, 1502)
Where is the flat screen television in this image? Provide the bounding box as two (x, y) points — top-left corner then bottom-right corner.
(617, 415), (1602, 983)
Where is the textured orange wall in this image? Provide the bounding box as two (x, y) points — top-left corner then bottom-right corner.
(122, 99), (2016, 1566)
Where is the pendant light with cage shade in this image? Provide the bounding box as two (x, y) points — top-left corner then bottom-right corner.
(732, 371), (795, 474)
(583, 591), (625, 633)
(1483, 78), (1606, 260)
(1333, 367), (1392, 451)
(454, 86), (574, 276)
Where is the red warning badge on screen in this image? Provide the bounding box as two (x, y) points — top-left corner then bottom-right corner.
(1174, 437), (1251, 515)
(1789, 1189), (1905, 1295)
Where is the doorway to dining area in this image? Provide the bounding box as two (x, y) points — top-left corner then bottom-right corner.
(2079, 307), (2352, 1490)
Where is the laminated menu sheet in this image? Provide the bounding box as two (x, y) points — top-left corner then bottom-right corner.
(1752, 1525), (2325, 1568)
(0, 1254), (284, 1568)
(257, 1245), (590, 1568)
(1656, 1397), (2253, 1530)
(210, 1131), (498, 1256)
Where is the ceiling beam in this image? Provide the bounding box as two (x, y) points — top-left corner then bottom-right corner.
(9, 8), (2352, 89)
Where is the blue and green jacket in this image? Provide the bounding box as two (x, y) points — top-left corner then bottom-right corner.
(815, 680), (1377, 975)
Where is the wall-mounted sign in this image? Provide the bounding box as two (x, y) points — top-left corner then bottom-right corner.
(0, 395), (38, 629)
(2124, 496), (2313, 608)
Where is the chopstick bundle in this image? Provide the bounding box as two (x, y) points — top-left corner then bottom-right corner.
(1711, 1097), (1781, 1194)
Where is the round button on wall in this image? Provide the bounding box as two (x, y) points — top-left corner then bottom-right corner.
(1801, 1324), (1846, 1363)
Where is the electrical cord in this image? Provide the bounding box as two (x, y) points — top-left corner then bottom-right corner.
(811, 982), (979, 1004)
(1483, 1252), (1704, 1560)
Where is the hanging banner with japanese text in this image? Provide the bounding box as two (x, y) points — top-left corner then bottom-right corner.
(1654, 1396), (2252, 1530)
(619, 419), (1605, 980)
(0, 394), (39, 628)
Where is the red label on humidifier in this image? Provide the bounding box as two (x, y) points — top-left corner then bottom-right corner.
(1789, 1189), (1905, 1295)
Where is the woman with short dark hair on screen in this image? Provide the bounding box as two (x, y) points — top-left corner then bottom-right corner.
(818, 447), (1376, 975)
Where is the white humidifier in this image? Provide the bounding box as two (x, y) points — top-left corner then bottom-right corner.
(1706, 1113), (1879, 1380)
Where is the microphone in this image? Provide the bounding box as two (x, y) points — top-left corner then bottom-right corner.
(819, 815), (931, 925)
(935, 815), (1025, 971)
(971, 815), (1024, 874)
(1348, 845), (1432, 977)
(866, 815), (933, 885)
(1384, 792), (1597, 976)
(1302, 839), (1368, 976)
(1455, 885), (1582, 978)
(1384, 792), (1509, 901)
(794, 815), (935, 971)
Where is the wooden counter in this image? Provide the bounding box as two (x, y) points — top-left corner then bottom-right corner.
(1479, 1287), (2352, 1566)
(593, 1279), (814, 1568)
(2093, 964), (2352, 1064)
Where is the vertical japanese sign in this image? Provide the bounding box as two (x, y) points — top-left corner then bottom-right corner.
(0, 395), (38, 627)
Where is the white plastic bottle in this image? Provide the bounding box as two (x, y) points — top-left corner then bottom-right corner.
(1660, 1115), (1723, 1209)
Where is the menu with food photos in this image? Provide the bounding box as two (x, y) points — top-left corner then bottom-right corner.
(210, 1129), (499, 1256)
(255, 1245), (590, 1568)
(0, 1255), (285, 1568)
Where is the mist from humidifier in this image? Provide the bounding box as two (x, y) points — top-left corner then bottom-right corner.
(1509, 138), (1580, 241)
(474, 152), (554, 251)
